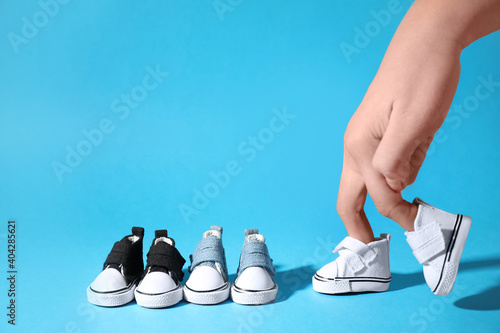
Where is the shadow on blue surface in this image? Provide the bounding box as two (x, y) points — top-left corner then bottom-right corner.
(390, 272), (425, 291)
(175, 265), (315, 306)
(232, 265), (318, 304)
(454, 257), (500, 311)
(224, 265), (315, 304)
(274, 265), (316, 303)
(391, 257), (500, 310)
(454, 284), (500, 311)
(180, 258), (500, 307)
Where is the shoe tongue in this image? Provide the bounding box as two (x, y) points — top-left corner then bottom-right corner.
(154, 236), (174, 246)
(245, 233), (265, 243)
(155, 230), (168, 238)
(414, 203), (431, 230)
(203, 229), (221, 239)
(132, 226), (144, 238)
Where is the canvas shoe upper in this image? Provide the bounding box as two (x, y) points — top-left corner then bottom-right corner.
(231, 229), (278, 305)
(134, 230), (186, 308)
(184, 225), (230, 304)
(87, 227), (144, 307)
(405, 198), (471, 296)
(313, 233), (392, 294)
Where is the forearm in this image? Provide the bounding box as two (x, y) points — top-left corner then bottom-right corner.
(370, 0), (500, 127)
(397, 0), (500, 50)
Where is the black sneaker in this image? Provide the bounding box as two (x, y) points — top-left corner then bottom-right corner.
(87, 227), (144, 307)
(134, 230), (186, 308)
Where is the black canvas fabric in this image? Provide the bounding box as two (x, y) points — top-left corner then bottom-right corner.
(155, 230), (168, 238)
(145, 230), (186, 281)
(132, 226), (144, 238)
(103, 227), (144, 284)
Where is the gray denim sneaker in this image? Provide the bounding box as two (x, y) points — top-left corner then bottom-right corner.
(184, 226), (230, 304)
(231, 229), (278, 305)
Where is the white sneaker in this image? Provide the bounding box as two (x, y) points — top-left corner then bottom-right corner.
(313, 234), (391, 294)
(134, 230), (186, 308)
(184, 226), (230, 305)
(231, 229), (278, 305)
(405, 198), (472, 296)
(87, 227), (144, 307)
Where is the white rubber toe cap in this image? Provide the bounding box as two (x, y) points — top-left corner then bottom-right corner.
(316, 261), (339, 279)
(235, 267), (274, 291)
(186, 266), (225, 291)
(137, 272), (177, 294)
(423, 263), (441, 291)
(90, 268), (127, 292)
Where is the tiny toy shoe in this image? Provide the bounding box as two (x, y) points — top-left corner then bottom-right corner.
(134, 230), (186, 308)
(313, 234), (391, 294)
(87, 227), (144, 307)
(231, 229), (278, 305)
(405, 198), (472, 296)
(184, 225), (230, 305)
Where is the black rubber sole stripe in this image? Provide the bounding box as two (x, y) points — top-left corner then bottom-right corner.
(89, 278), (139, 295)
(314, 273), (392, 281)
(433, 214), (462, 293)
(315, 278), (391, 284)
(232, 284), (278, 293)
(89, 285), (133, 295)
(314, 274), (391, 284)
(447, 215), (463, 263)
(184, 282), (229, 294)
(135, 284), (182, 296)
(331, 276), (391, 281)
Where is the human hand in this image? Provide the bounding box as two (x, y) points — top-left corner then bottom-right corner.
(336, 0), (500, 242)
(338, 34), (461, 240)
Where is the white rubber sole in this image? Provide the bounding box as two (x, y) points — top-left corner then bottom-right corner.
(134, 284), (183, 308)
(87, 282), (137, 307)
(183, 282), (230, 305)
(312, 274), (391, 294)
(433, 214), (471, 296)
(231, 284), (278, 305)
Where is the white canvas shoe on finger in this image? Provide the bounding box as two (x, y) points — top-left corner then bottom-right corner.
(405, 198), (472, 296)
(313, 233), (392, 294)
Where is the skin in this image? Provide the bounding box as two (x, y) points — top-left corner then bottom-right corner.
(339, 0), (500, 244)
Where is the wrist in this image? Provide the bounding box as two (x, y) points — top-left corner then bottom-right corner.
(398, 0), (500, 51)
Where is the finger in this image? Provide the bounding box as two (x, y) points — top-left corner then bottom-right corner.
(337, 149), (374, 243)
(362, 165), (417, 231)
(372, 113), (431, 192)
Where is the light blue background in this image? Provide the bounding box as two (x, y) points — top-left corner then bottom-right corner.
(1, 0), (499, 332)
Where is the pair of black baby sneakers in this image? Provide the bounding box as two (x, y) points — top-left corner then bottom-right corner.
(87, 227), (186, 308)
